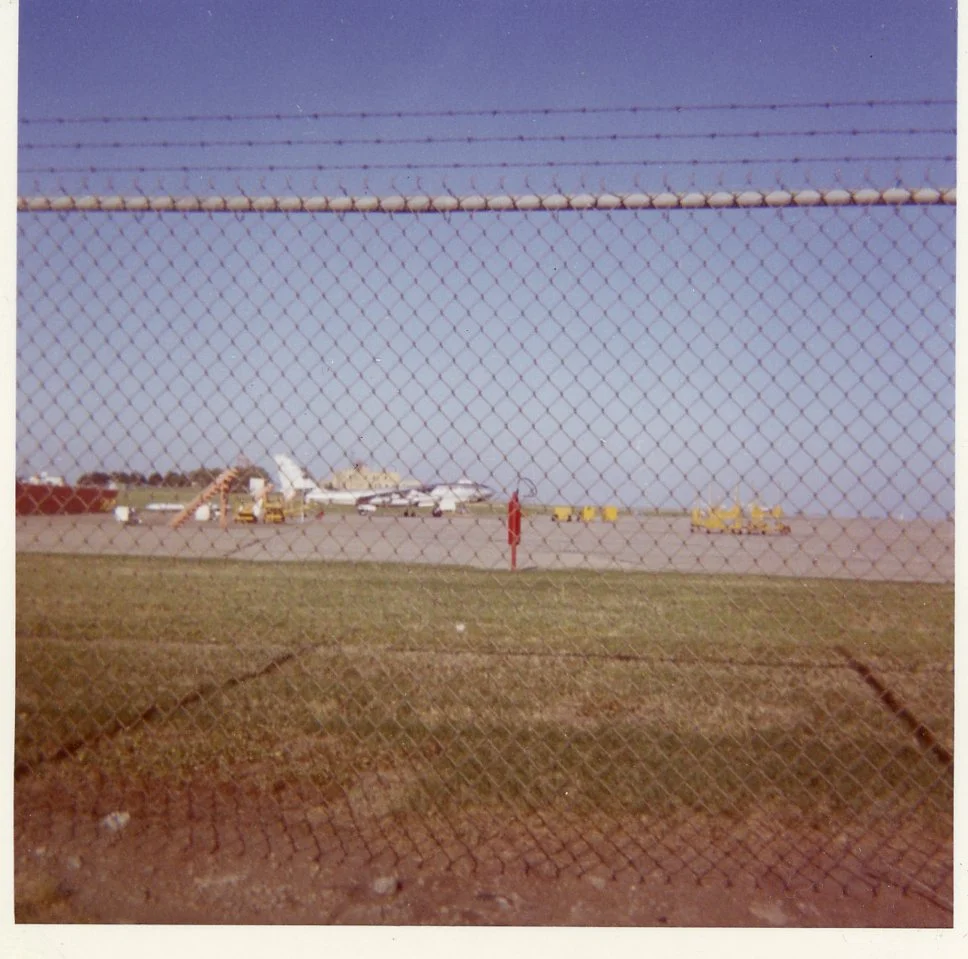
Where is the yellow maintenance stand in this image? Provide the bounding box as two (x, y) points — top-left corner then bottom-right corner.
(746, 502), (770, 534)
(690, 497), (744, 534)
(691, 496), (792, 535)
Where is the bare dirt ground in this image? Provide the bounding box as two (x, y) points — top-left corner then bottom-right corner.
(15, 769), (953, 926)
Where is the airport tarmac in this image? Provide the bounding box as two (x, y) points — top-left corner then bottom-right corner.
(15, 510), (954, 583)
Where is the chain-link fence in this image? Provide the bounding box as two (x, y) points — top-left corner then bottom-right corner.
(15, 185), (954, 921)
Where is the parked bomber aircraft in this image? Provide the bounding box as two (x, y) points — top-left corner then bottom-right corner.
(272, 453), (495, 516)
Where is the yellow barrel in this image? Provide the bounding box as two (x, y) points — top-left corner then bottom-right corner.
(601, 505), (618, 522)
(552, 506), (573, 522)
(580, 506), (597, 522)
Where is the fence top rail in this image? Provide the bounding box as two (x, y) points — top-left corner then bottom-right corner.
(16, 186), (956, 214)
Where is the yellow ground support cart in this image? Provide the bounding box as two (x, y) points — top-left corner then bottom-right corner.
(263, 495), (286, 524)
(234, 494), (286, 524)
(234, 503), (257, 524)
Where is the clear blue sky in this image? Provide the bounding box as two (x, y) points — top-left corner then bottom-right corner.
(16, 1), (957, 517)
(19, 1), (955, 118)
(18, 1), (956, 194)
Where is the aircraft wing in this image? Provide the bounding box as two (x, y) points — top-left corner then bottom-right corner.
(357, 487), (437, 509)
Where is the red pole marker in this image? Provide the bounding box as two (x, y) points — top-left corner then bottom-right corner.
(507, 491), (522, 571)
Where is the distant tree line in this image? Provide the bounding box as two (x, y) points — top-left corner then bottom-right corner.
(77, 466), (272, 492)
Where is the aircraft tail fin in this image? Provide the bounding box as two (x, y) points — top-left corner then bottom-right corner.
(273, 453), (322, 501)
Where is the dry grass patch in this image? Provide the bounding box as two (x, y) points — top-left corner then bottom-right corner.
(16, 553), (953, 833)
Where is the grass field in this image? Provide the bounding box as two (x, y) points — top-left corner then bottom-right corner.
(16, 552), (954, 832)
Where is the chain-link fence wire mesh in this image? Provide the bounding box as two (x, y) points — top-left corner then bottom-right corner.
(15, 185), (954, 912)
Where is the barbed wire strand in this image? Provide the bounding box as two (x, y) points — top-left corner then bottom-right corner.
(18, 155), (955, 178)
(20, 127), (956, 153)
(19, 98), (957, 126)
